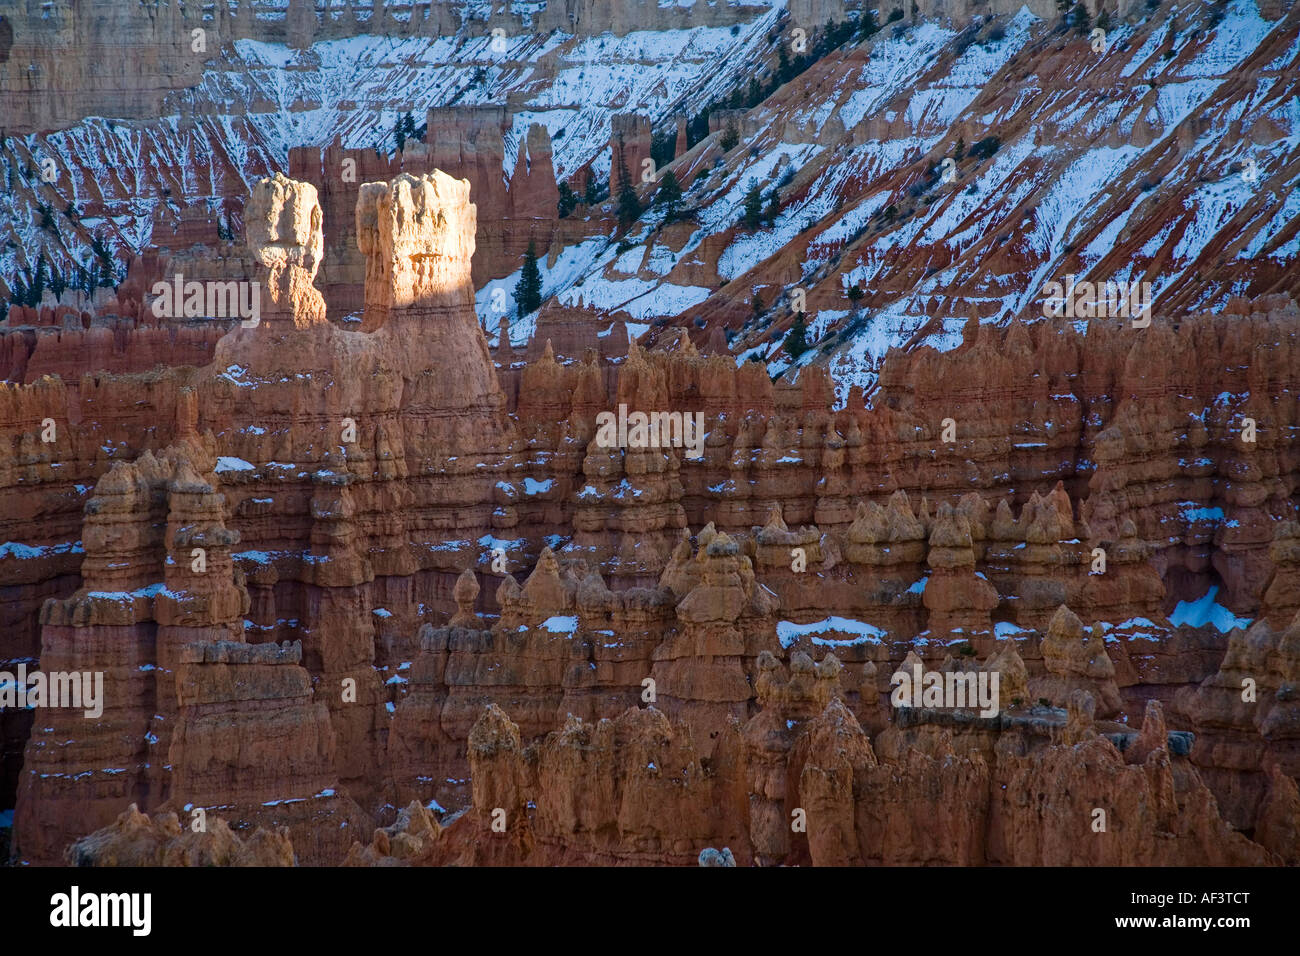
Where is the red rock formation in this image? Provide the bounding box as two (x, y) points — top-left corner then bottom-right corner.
(162, 639), (370, 865)
(1032, 606), (1124, 718)
(245, 173), (328, 330)
(4, 158), (1297, 866)
(66, 803), (294, 867)
(1177, 609), (1300, 833)
(12, 439), (248, 864)
(610, 114), (652, 196)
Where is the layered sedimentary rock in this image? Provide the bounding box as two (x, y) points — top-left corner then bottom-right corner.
(5, 156), (1298, 866)
(12, 439), (249, 864)
(163, 639), (369, 866)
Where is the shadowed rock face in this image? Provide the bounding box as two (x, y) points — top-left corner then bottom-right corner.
(3, 162), (1298, 866)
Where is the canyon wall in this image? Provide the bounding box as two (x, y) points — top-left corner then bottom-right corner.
(4, 167), (1297, 865)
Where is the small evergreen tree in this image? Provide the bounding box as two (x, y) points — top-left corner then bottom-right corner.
(650, 130), (676, 170)
(515, 240), (543, 318)
(656, 169), (683, 222)
(398, 112), (417, 151)
(971, 135), (1001, 160)
(1070, 3), (1090, 34)
(784, 312), (809, 359)
(743, 183), (763, 229)
(720, 122), (740, 152)
(30, 255), (47, 305)
(687, 109), (711, 149)
(746, 77), (762, 108)
(847, 284), (864, 302)
(557, 181), (578, 218)
(763, 189), (780, 225)
(858, 10), (880, 36)
(91, 233), (113, 267)
(777, 42), (793, 84)
(616, 136), (641, 227)
(618, 181), (641, 227)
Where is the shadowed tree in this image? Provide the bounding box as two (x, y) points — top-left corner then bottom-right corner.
(515, 240), (542, 318)
(656, 169), (683, 222)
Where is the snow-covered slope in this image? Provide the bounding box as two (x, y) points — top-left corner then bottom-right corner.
(532, 0), (1299, 404)
(0, 2), (783, 300)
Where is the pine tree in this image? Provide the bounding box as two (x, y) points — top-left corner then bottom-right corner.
(1071, 3), (1090, 34)
(656, 169), (683, 222)
(91, 233), (113, 267)
(29, 255), (48, 306)
(515, 240), (543, 318)
(743, 183), (763, 230)
(858, 10), (880, 36)
(784, 313), (809, 359)
(687, 109), (710, 148)
(763, 189), (780, 225)
(394, 111), (417, 152)
(616, 137), (641, 228)
(777, 42), (792, 84)
(720, 122), (739, 152)
(557, 181), (578, 218)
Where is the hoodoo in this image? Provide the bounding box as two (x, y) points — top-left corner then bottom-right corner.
(1, 0), (1297, 882)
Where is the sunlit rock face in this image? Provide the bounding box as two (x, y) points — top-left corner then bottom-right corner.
(356, 171), (477, 330)
(246, 172), (328, 330)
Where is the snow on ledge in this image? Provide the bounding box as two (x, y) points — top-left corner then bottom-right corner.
(1169, 585), (1251, 633)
